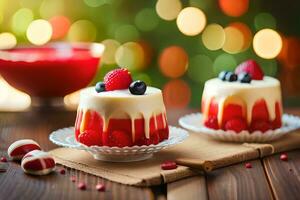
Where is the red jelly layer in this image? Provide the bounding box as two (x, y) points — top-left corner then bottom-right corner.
(203, 98), (282, 132)
(75, 110), (169, 147)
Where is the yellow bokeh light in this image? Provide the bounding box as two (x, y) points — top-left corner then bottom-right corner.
(253, 29), (282, 59)
(176, 7), (206, 36)
(202, 24), (225, 50)
(222, 26), (244, 54)
(0, 77), (31, 111)
(115, 42), (144, 71)
(26, 19), (52, 45)
(64, 90), (80, 110)
(68, 20), (97, 42)
(156, 0), (182, 21)
(102, 39), (120, 65)
(0, 33), (17, 49)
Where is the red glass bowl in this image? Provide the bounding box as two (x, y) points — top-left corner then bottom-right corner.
(0, 42), (104, 98)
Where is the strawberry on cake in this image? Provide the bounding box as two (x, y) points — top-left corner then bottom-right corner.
(202, 60), (282, 133)
(75, 68), (169, 147)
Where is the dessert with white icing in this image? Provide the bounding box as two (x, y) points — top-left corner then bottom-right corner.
(202, 60), (282, 133)
(74, 68), (169, 147)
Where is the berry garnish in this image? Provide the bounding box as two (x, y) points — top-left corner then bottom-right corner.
(129, 80), (147, 95)
(58, 168), (66, 175)
(108, 130), (132, 147)
(204, 116), (219, 130)
(250, 120), (272, 133)
(96, 183), (106, 192)
(218, 71), (229, 81)
(77, 182), (86, 190)
(70, 176), (76, 182)
(104, 68), (132, 91)
(224, 118), (247, 133)
(280, 153), (288, 161)
(235, 60), (264, 80)
(95, 82), (106, 93)
(161, 161), (177, 170)
(0, 156), (7, 162)
(238, 73), (252, 83)
(78, 130), (102, 147)
(225, 72), (238, 82)
(245, 162), (252, 169)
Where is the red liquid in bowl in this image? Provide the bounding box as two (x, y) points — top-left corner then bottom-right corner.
(0, 43), (103, 97)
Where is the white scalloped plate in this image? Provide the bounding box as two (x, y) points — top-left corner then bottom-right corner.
(49, 126), (188, 162)
(179, 113), (300, 142)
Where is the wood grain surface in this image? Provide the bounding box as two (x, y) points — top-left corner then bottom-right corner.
(263, 150), (300, 200)
(167, 176), (207, 200)
(0, 109), (299, 200)
(206, 160), (273, 200)
(0, 110), (157, 200)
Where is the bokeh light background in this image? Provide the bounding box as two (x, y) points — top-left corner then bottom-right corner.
(0, 0), (300, 111)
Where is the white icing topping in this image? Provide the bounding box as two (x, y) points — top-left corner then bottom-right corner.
(78, 87), (167, 139)
(202, 76), (282, 125)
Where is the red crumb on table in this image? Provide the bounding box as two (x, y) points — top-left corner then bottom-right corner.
(161, 161), (177, 170)
(70, 176), (76, 182)
(77, 182), (86, 190)
(245, 162), (252, 169)
(96, 183), (105, 192)
(58, 168), (66, 174)
(0, 156), (7, 162)
(280, 153), (288, 161)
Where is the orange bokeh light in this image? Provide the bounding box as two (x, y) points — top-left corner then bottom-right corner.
(159, 46), (188, 78)
(230, 22), (252, 51)
(163, 79), (191, 108)
(49, 16), (71, 39)
(138, 40), (153, 68)
(278, 36), (300, 70)
(219, 0), (249, 17)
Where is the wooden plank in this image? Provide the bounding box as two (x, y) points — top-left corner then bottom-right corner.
(167, 176), (207, 200)
(206, 160), (273, 200)
(0, 111), (156, 200)
(263, 150), (300, 200)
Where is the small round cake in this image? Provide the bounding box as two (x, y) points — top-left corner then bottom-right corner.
(75, 68), (169, 147)
(202, 60), (282, 133)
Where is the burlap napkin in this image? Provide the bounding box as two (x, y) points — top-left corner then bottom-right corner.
(49, 130), (300, 186)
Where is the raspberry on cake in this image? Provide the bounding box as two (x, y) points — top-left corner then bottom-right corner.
(75, 68), (169, 147)
(202, 60), (282, 133)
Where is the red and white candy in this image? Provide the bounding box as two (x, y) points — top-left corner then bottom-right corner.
(21, 150), (55, 175)
(7, 139), (41, 160)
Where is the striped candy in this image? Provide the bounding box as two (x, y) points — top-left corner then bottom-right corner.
(7, 139), (41, 160)
(21, 150), (55, 175)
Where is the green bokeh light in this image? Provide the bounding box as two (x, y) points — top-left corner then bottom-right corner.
(259, 59), (278, 76)
(188, 55), (214, 83)
(213, 53), (237, 74)
(39, 0), (64, 19)
(114, 25), (140, 43)
(189, 0), (210, 10)
(254, 13), (276, 30)
(11, 8), (34, 35)
(135, 8), (159, 32)
(132, 73), (152, 85)
(84, 0), (108, 7)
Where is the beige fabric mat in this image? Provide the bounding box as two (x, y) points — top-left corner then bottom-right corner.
(50, 130), (300, 186)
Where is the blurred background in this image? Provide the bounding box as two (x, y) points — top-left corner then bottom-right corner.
(0, 0), (299, 111)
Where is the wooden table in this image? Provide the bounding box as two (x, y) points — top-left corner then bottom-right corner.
(0, 108), (299, 200)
